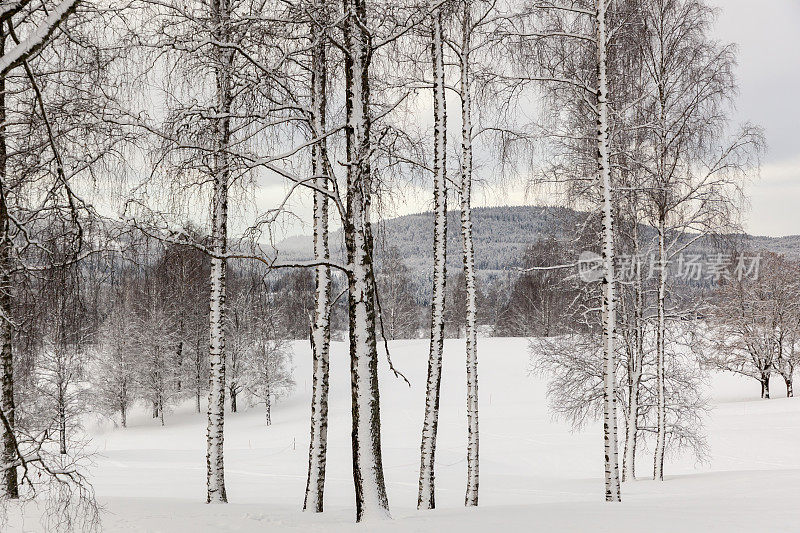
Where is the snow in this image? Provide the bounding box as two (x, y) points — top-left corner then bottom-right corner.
(0, 0), (77, 76)
(8, 337), (800, 531)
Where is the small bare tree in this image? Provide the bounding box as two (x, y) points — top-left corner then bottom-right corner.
(704, 253), (800, 399)
(375, 246), (419, 340)
(93, 293), (137, 428)
(244, 308), (294, 427)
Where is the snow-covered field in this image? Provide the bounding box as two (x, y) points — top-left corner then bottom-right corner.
(10, 337), (800, 532)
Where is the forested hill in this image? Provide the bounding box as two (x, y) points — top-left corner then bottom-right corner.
(276, 205), (800, 279)
(748, 234), (800, 261)
(277, 205), (581, 279)
(372, 205), (583, 275)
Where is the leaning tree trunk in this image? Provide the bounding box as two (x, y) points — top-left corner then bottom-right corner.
(460, 3), (479, 507)
(653, 217), (667, 481)
(343, 0), (390, 520)
(784, 375), (793, 398)
(596, 0), (621, 502)
(205, 0), (233, 504)
(418, 9), (447, 511)
(303, 3), (332, 511)
(0, 36), (17, 498)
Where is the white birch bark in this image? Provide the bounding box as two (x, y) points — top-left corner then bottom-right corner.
(58, 384), (67, 454)
(596, 0), (621, 503)
(304, 3), (331, 510)
(622, 228), (643, 482)
(0, 0), (78, 76)
(418, 8), (447, 511)
(194, 336), (202, 414)
(460, 3), (479, 507)
(653, 216), (667, 481)
(343, 0), (390, 521)
(206, 173), (228, 504)
(205, 0), (233, 504)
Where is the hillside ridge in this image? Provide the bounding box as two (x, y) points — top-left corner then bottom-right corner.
(276, 205), (800, 279)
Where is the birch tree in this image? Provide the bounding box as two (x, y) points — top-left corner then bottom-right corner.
(616, 205), (649, 482)
(94, 290), (137, 428)
(418, 2), (448, 510)
(32, 245), (93, 455)
(159, 238), (210, 412)
(204, 0), (234, 502)
(341, 0), (391, 519)
(244, 309), (294, 427)
(0, 0), (125, 502)
(290, 0), (441, 521)
(130, 279), (179, 426)
(512, 0), (623, 501)
(226, 278), (249, 414)
(453, 0), (486, 505)
(629, 0), (763, 480)
(124, 0), (281, 503)
(594, 0), (621, 501)
(303, 0), (333, 512)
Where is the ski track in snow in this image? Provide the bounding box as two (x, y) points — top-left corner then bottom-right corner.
(8, 337), (800, 532)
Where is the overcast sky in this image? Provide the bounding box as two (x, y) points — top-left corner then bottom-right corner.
(709, 0), (800, 236)
(256, 1), (799, 241)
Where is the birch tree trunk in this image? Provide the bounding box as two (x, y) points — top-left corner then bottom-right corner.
(303, 13), (331, 508)
(302, 158), (332, 493)
(653, 216), (667, 481)
(460, 3), (479, 507)
(418, 9), (447, 511)
(205, 0), (233, 504)
(58, 386), (67, 454)
(622, 235), (643, 482)
(0, 28), (17, 498)
(595, 0), (621, 502)
(343, 0), (390, 521)
(0, 258), (14, 500)
(195, 337), (202, 414)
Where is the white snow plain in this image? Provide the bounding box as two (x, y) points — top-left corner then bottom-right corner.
(8, 337), (800, 531)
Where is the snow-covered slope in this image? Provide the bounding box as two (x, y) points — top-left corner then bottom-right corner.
(10, 337), (800, 531)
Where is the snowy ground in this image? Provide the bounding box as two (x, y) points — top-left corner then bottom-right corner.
(9, 337), (800, 532)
